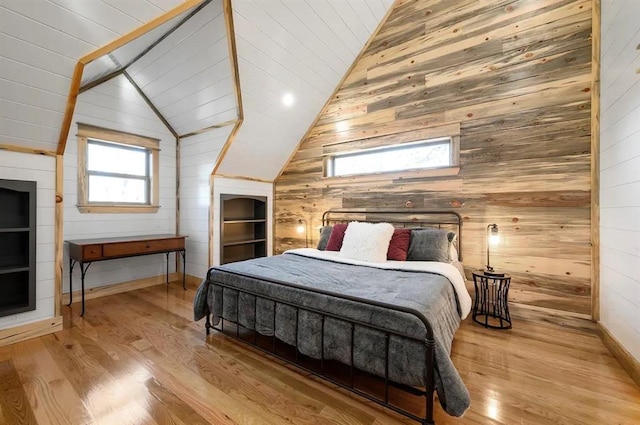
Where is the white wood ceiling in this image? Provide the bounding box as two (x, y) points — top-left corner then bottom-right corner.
(80, 10), (193, 86)
(0, 0), (185, 151)
(127, 0), (236, 136)
(216, 0), (393, 180)
(1, 0), (393, 179)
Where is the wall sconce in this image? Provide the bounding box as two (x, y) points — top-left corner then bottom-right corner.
(486, 224), (504, 276)
(296, 218), (308, 248)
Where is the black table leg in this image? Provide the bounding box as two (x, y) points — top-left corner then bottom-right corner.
(68, 258), (76, 306)
(165, 251), (170, 284)
(79, 262), (91, 317)
(180, 250), (186, 290)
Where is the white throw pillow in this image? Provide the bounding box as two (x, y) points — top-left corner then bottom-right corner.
(449, 234), (459, 262)
(339, 222), (395, 263)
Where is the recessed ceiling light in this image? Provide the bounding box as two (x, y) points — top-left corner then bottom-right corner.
(282, 92), (295, 107)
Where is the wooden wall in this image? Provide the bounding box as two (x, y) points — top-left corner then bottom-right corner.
(275, 0), (593, 317)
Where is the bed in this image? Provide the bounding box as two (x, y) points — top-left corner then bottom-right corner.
(194, 210), (471, 424)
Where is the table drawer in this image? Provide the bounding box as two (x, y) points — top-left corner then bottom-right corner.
(82, 245), (103, 260)
(103, 238), (184, 258)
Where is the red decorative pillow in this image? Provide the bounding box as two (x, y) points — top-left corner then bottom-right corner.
(387, 228), (412, 261)
(325, 223), (348, 251)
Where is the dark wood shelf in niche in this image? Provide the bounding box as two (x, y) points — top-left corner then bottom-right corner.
(223, 238), (267, 247)
(0, 266), (30, 275)
(0, 228), (30, 233)
(224, 218), (267, 224)
(0, 271), (30, 314)
(221, 194), (267, 265)
(0, 179), (36, 317)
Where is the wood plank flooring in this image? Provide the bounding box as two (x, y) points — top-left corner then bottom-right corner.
(0, 282), (638, 425)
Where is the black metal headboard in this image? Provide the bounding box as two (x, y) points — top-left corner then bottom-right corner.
(321, 209), (463, 261)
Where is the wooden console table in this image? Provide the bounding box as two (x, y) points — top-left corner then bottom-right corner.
(66, 234), (187, 316)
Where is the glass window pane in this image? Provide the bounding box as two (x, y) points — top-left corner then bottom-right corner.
(88, 175), (147, 203)
(333, 141), (450, 177)
(88, 141), (147, 176)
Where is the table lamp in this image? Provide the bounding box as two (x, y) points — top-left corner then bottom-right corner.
(485, 223), (504, 276)
(296, 218), (308, 248)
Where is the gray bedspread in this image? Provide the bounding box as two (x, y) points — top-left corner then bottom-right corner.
(193, 252), (470, 417)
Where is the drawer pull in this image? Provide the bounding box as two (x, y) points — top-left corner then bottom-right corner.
(146, 245), (151, 248)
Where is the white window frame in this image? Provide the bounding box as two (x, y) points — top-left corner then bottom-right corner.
(77, 124), (160, 213)
(324, 136), (459, 178)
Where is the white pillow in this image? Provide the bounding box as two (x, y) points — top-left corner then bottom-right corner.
(449, 234), (459, 262)
(339, 222), (395, 263)
(450, 245), (459, 262)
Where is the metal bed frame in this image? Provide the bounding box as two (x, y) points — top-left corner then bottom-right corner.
(204, 209), (463, 425)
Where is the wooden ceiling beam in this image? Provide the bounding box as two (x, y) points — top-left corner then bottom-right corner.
(179, 119), (237, 139)
(123, 71), (178, 139)
(78, 69), (124, 94)
(79, 1), (212, 94)
(56, 62), (84, 155)
(79, 0), (206, 65)
(211, 0), (243, 176)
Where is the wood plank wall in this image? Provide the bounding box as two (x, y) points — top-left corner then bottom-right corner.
(274, 0), (593, 317)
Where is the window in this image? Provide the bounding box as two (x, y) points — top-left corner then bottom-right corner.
(77, 124), (160, 213)
(325, 137), (456, 178)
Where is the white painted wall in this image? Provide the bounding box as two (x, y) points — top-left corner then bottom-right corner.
(62, 75), (177, 293)
(212, 176), (273, 266)
(0, 152), (55, 330)
(179, 127), (232, 278)
(599, 0), (640, 362)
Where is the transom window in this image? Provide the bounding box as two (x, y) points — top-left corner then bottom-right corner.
(77, 124), (160, 213)
(325, 137), (454, 177)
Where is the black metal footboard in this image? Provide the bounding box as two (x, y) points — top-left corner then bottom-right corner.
(203, 270), (437, 425)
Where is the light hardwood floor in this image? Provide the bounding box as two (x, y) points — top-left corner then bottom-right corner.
(0, 282), (638, 425)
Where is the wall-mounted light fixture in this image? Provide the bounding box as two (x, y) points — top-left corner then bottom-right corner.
(485, 224), (504, 276)
(296, 218), (308, 248)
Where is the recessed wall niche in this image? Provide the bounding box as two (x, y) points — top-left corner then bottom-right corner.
(0, 179), (36, 317)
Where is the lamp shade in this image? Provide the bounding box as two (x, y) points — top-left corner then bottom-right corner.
(486, 223), (504, 276)
(296, 218), (309, 248)
(489, 224), (499, 244)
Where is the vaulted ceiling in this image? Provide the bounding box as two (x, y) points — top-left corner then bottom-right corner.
(0, 0), (393, 180)
(217, 0), (394, 180)
(80, 0), (237, 138)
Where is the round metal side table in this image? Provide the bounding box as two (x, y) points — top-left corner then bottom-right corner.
(472, 271), (512, 329)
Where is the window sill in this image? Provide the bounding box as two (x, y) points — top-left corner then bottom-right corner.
(77, 204), (160, 214)
(322, 166), (460, 183)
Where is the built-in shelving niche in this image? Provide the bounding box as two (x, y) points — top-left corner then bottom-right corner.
(220, 194), (266, 264)
(0, 179), (36, 317)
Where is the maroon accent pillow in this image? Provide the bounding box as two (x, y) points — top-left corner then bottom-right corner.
(325, 223), (348, 251)
(387, 228), (412, 261)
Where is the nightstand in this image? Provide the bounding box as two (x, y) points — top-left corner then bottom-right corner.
(472, 271), (512, 329)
